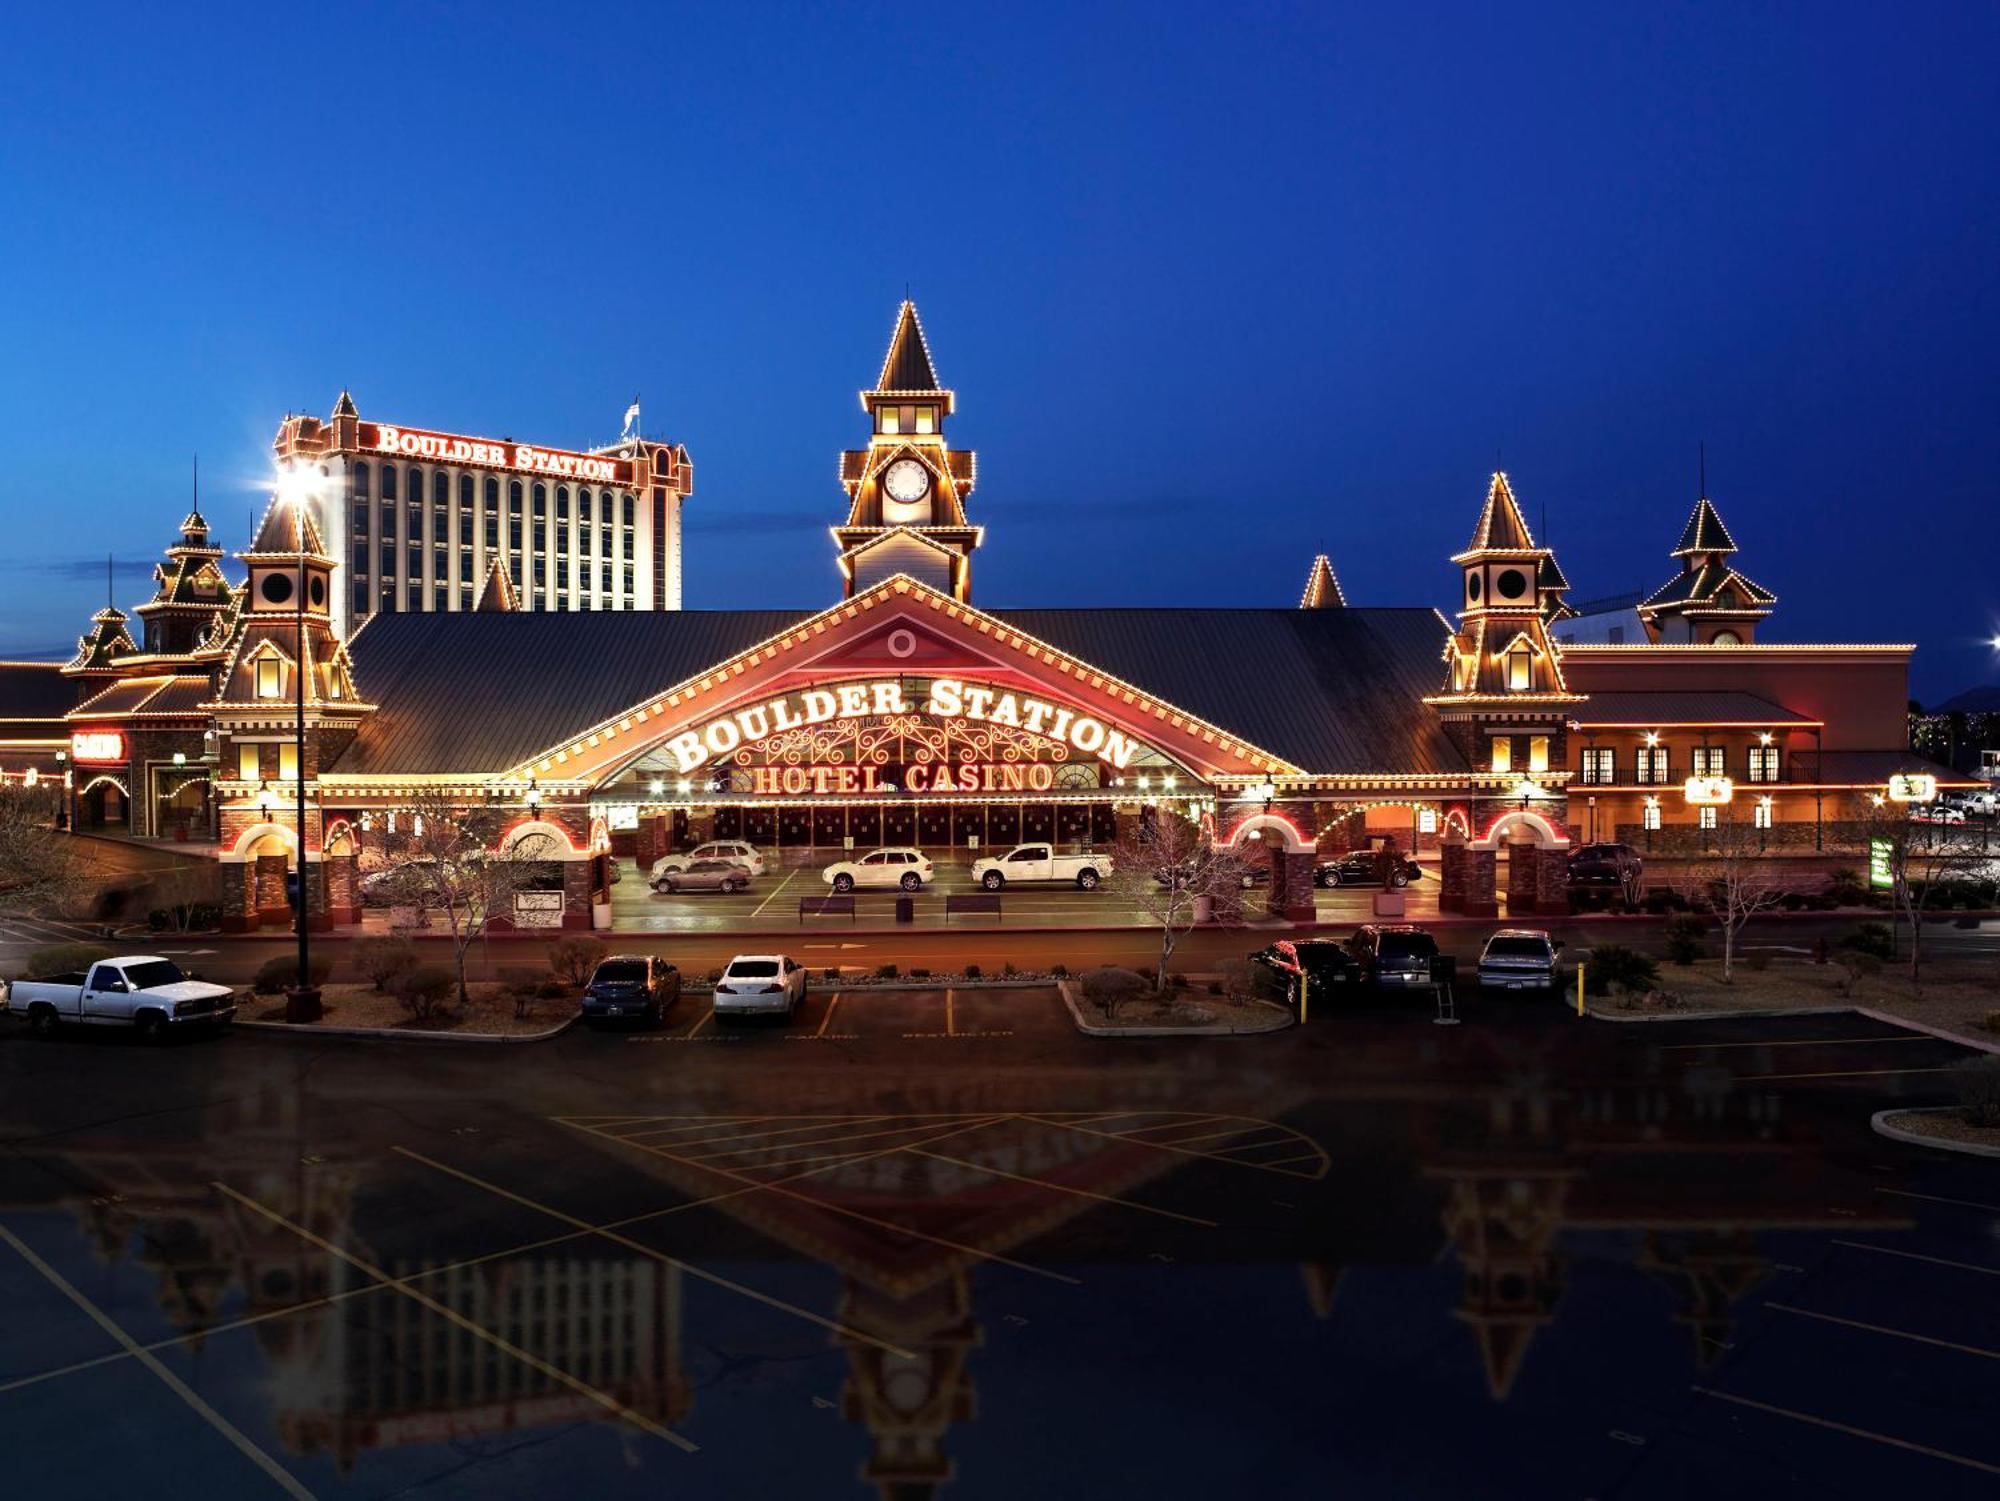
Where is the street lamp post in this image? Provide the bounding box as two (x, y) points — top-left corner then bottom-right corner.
(283, 480), (321, 1022)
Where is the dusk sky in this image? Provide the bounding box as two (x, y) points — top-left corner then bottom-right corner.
(2, 2), (1994, 698)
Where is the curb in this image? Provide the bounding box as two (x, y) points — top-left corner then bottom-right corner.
(235, 1014), (579, 1045)
(1054, 978), (1293, 1039)
(1870, 1107), (2000, 1159)
(1585, 1003), (1855, 1023)
(1855, 1005), (2000, 1056)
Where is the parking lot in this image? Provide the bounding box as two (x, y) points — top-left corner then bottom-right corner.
(622, 983), (1060, 1046)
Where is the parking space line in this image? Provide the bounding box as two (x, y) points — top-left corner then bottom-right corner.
(213, 1182), (699, 1452)
(814, 992), (843, 1038)
(568, 1116), (1081, 1285)
(1027, 1114), (1329, 1180)
(1117, 1116), (1233, 1138)
(1876, 1187), (2000, 1216)
(1738, 1066), (1961, 1082)
(390, 1148), (919, 1358)
(902, 1147), (1218, 1226)
(613, 1115), (795, 1142)
(1833, 1240), (2000, 1279)
(0, 1225), (319, 1499)
(1661, 1035), (1934, 1051)
(681, 1009), (711, 1041)
(678, 1118), (968, 1163)
(644, 1115), (893, 1152)
(1692, 1386), (2000, 1477)
(749, 868), (799, 917)
(1765, 1302), (2000, 1361)
(1148, 1123), (1271, 1149)
(945, 988), (955, 1036)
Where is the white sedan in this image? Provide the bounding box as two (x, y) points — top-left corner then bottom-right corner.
(821, 847), (934, 893)
(713, 955), (808, 1022)
(651, 841), (766, 887)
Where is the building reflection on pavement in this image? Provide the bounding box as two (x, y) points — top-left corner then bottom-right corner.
(3, 1025), (1913, 1496)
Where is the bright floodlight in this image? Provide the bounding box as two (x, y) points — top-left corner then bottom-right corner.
(273, 465), (322, 509)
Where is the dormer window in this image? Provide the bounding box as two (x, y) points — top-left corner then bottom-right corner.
(255, 658), (284, 699)
(1506, 648), (1533, 691)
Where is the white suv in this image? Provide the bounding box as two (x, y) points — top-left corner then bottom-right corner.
(822, 847), (934, 893)
(651, 841), (766, 888)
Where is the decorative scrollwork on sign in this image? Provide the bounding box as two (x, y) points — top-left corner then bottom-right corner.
(730, 713), (1073, 770)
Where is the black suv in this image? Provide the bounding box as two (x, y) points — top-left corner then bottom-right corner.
(1344, 925), (1442, 992)
(1313, 851), (1423, 889)
(580, 954), (681, 1028)
(1247, 939), (1358, 1005)
(1567, 843), (1643, 890)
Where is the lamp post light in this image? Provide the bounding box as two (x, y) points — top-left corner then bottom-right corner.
(276, 469), (322, 1022)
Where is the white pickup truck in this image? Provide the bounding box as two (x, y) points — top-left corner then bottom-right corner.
(970, 843), (1112, 890)
(8, 956), (236, 1041)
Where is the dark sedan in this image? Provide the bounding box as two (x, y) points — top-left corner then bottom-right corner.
(1313, 852), (1423, 889)
(1248, 939), (1359, 1006)
(579, 955), (681, 1028)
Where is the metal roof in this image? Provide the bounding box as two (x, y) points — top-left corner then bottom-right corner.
(1787, 749), (1980, 786)
(0, 662), (75, 721)
(335, 605), (1465, 778)
(1567, 691), (1819, 728)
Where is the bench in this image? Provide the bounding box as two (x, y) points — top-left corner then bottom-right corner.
(798, 895), (856, 923)
(945, 892), (1003, 924)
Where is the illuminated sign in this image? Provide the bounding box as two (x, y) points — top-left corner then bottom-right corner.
(1682, 775), (1735, 806)
(1417, 808), (1438, 834)
(745, 762), (1058, 797)
(665, 679), (1143, 775)
(362, 423), (632, 486)
(1886, 773), (1937, 804)
(1869, 837), (1894, 888)
(70, 731), (125, 764)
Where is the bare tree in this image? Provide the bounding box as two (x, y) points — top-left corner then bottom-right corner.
(1114, 809), (1248, 993)
(1851, 795), (1997, 986)
(1666, 808), (1797, 981)
(0, 783), (88, 918)
(369, 792), (564, 1007)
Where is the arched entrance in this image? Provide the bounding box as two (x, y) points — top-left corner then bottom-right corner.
(221, 822), (300, 931)
(1222, 811), (1316, 922)
(78, 774), (130, 832)
(1470, 809), (1570, 917)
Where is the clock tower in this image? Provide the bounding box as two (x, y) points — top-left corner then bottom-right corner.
(835, 301), (980, 600)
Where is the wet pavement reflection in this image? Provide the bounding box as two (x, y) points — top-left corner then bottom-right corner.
(2, 999), (1997, 1498)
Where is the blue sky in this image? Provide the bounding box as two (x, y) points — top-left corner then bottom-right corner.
(1, 2), (1994, 698)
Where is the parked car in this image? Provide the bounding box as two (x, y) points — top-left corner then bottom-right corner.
(1911, 802), (1967, 825)
(655, 858), (755, 894)
(1950, 788), (1998, 818)
(1153, 860), (1270, 890)
(9, 956), (236, 1041)
(359, 860), (445, 907)
(1344, 925), (1442, 992)
(579, 954), (680, 1027)
(970, 843), (1112, 890)
(1247, 938), (1359, 1004)
(822, 847), (934, 893)
(651, 841), (766, 886)
(1313, 851), (1423, 889)
(1476, 929), (1565, 993)
(713, 954), (809, 1022)
(1567, 842), (1643, 889)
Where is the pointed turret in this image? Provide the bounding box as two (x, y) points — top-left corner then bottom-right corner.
(64, 605), (136, 677)
(1432, 473), (1580, 703)
(475, 557), (519, 613)
(1640, 493), (1775, 644)
(331, 389), (357, 419)
(1458, 472), (1537, 557)
(1299, 554), (1346, 609)
(246, 494), (327, 558)
(876, 300), (944, 394)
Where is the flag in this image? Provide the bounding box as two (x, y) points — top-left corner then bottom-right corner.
(621, 398), (641, 439)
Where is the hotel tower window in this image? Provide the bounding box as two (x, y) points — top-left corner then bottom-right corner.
(381, 464), (398, 501)
(354, 461), (370, 497)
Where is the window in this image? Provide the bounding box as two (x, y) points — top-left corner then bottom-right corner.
(407, 545), (422, 579)
(1490, 737), (1512, 774)
(915, 405), (937, 434)
(459, 508), (473, 546)
(382, 466), (398, 501)
(459, 473), (473, 508)
(1607, 625), (1625, 644)
(353, 581), (369, 615)
(622, 495), (635, 527)
(278, 743), (298, 781)
(354, 461), (371, 497)
(379, 543), (395, 578)
(555, 486), (569, 520)
(484, 513), (499, 549)
(1580, 748), (1615, 785)
(433, 584), (448, 611)
(1507, 649), (1532, 691)
(408, 467), (424, 503)
(1747, 744), (1780, 783)
(433, 470), (449, 505)
(1642, 800), (1662, 831)
(379, 500), (393, 537)
(379, 581), (396, 611)
(1698, 806), (1719, 831)
(1636, 745), (1669, 784)
(255, 658), (283, 699)
(1692, 746), (1725, 778)
(509, 518), (523, 548)
(579, 490), (592, 523)
(350, 541), (367, 577)
(407, 579), (422, 609)
(879, 407), (900, 435)
(1753, 798), (1774, 829)
(238, 743), (259, 781)
(622, 529), (634, 560)
(532, 484), (547, 518)
(509, 480), (523, 514)
(1529, 735), (1550, 773)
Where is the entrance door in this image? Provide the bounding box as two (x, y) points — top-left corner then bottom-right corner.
(883, 805), (916, 845)
(952, 806), (986, 852)
(778, 807), (812, 847)
(1022, 804), (1054, 842)
(848, 806), (882, 847)
(917, 806), (950, 847)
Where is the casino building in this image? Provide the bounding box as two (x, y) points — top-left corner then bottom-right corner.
(2, 300), (1964, 930)
(271, 395), (693, 638)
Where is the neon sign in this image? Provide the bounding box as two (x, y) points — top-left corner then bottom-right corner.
(745, 762), (1059, 797)
(363, 424), (631, 486)
(1682, 775), (1734, 806)
(1886, 773), (1937, 804)
(71, 731), (125, 764)
(664, 679), (1143, 775)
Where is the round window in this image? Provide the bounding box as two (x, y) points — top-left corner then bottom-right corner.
(259, 571), (294, 605)
(1496, 568), (1528, 600)
(1466, 572), (1483, 603)
(308, 574), (326, 608)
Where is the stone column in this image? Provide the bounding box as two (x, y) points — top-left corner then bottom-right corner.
(325, 852), (360, 927)
(1534, 847), (1572, 915)
(254, 854), (290, 929)
(1464, 849), (1499, 919)
(1269, 850), (1317, 923)
(1437, 836), (1467, 913)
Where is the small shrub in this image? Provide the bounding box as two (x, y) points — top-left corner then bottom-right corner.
(1207, 980), (1224, 995)
(910, 967), (931, 980)
(1050, 963), (1068, 978)
(1079, 965), (1149, 1020)
(875, 963), (899, 980)
(23, 943), (112, 979)
(1952, 1057), (2000, 1129)
(1167, 972), (1188, 990)
(548, 936), (607, 985)
(535, 978), (569, 1000)
(251, 953), (334, 994)
(1001, 961), (1018, 978)
(1980, 1010), (2000, 1035)
(392, 964), (455, 1021)
(963, 964), (981, 980)
(1836, 951), (1881, 994)
(499, 966), (545, 1020)
(1743, 951), (1772, 972)
(1663, 915), (1707, 964)
(146, 902), (223, 932)
(354, 936), (420, 992)
(1838, 922), (1894, 960)
(1824, 868), (1866, 906)
(1583, 944), (1660, 997)
(822, 967), (840, 982)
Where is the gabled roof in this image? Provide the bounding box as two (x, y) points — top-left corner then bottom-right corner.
(1673, 497), (1737, 557)
(475, 557), (519, 613)
(1459, 472), (1537, 556)
(1300, 554), (1346, 609)
(332, 389), (358, 418)
(1642, 562), (1776, 611)
(1537, 554), (1570, 593)
(875, 300), (942, 393)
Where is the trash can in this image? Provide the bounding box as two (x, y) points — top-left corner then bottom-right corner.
(895, 895), (915, 924)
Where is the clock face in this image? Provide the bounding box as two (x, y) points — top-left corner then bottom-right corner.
(882, 458), (932, 506)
